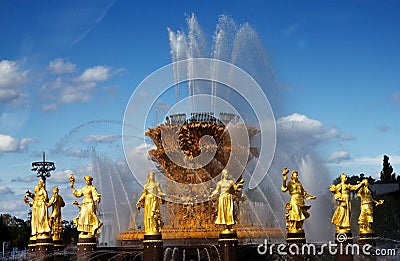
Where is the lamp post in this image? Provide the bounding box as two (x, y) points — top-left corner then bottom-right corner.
(31, 152), (56, 182)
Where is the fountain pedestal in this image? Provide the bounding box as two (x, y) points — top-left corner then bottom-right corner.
(358, 232), (375, 246)
(218, 230), (238, 261)
(28, 238), (36, 260)
(358, 232), (376, 261)
(335, 232), (354, 261)
(286, 231), (306, 261)
(77, 236), (97, 260)
(35, 236), (54, 261)
(143, 233), (163, 261)
(53, 239), (64, 251)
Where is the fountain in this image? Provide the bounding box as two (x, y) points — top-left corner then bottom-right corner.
(117, 14), (286, 260)
(118, 112), (283, 247)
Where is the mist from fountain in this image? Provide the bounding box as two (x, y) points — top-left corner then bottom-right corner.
(166, 13), (333, 242)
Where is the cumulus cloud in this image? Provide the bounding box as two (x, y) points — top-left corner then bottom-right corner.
(48, 169), (74, 183)
(328, 150), (352, 164)
(48, 58), (76, 74)
(125, 143), (156, 183)
(0, 60), (28, 103)
(75, 66), (111, 82)
(11, 175), (37, 183)
(328, 154), (400, 166)
(0, 133), (36, 153)
(82, 134), (120, 143)
(59, 82), (95, 103)
(40, 62), (118, 109)
(0, 184), (14, 194)
(276, 113), (346, 148)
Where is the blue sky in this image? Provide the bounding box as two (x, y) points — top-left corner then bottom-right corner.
(1, 0), (399, 219)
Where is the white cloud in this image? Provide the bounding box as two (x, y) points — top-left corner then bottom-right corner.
(75, 66), (111, 82)
(125, 143), (156, 183)
(276, 113), (343, 147)
(0, 184), (14, 194)
(0, 134), (36, 153)
(48, 58), (76, 74)
(11, 175), (37, 183)
(39, 62), (119, 109)
(47, 169), (74, 183)
(0, 60), (28, 103)
(60, 82), (95, 103)
(42, 103), (58, 112)
(82, 134), (120, 143)
(328, 154), (400, 166)
(327, 150), (352, 164)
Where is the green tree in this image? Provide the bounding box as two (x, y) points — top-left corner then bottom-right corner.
(0, 213), (30, 248)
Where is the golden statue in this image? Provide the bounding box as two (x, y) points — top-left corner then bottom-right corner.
(357, 179), (384, 234)
(136, 172), (165, 235)
(48, 186), (65, 241)
(330, 173), (363, 233)
(69, 174), (102, 236)
(24, 185), (39, 240)
(281, 168), (316, 233)
(24, 180), (51, 239)
(210, 169), (244, 232)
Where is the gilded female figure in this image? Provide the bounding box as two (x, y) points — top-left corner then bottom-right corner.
(70, 174), (102, 236)
(210, 169), (244, 231)
(136, 172), (165, 234)
(357, 179), (383, 234)
(330, 173), (363, 233)
(24, 185), (39, 239)
(281, 168), (316, 232)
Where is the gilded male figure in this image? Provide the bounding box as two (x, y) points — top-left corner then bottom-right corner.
(48, 186), (65, 240)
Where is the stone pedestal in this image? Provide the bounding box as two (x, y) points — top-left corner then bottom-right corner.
(218, 230), (238, 261)
(53, 239), (64, 261)
(286, 232), (306, 261)
(335, 232), (353, 261)
(77, 236), (97, 260)
(35, 236), (54, 261)
(28, 238), (36, 260)
(358, 232), (375, 246)
(359, 233), (376, 261)
(143, 233), (163, 261)
(53, 239), (64, 251)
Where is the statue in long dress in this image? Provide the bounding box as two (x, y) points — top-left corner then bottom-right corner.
(357, 179), (384, 234)
(69, 174), (102, 236)
(330, 173), (363, 233)
(210, 169), (244, 232)
(24, 180), (52, 239)
(281, 168), (316, 233)
(48, 186), (65, 241)
(136, 172), (165, 234)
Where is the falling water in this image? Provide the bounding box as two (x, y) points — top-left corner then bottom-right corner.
(167, 13), (334, 242)
(52, 120), (142, 246)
